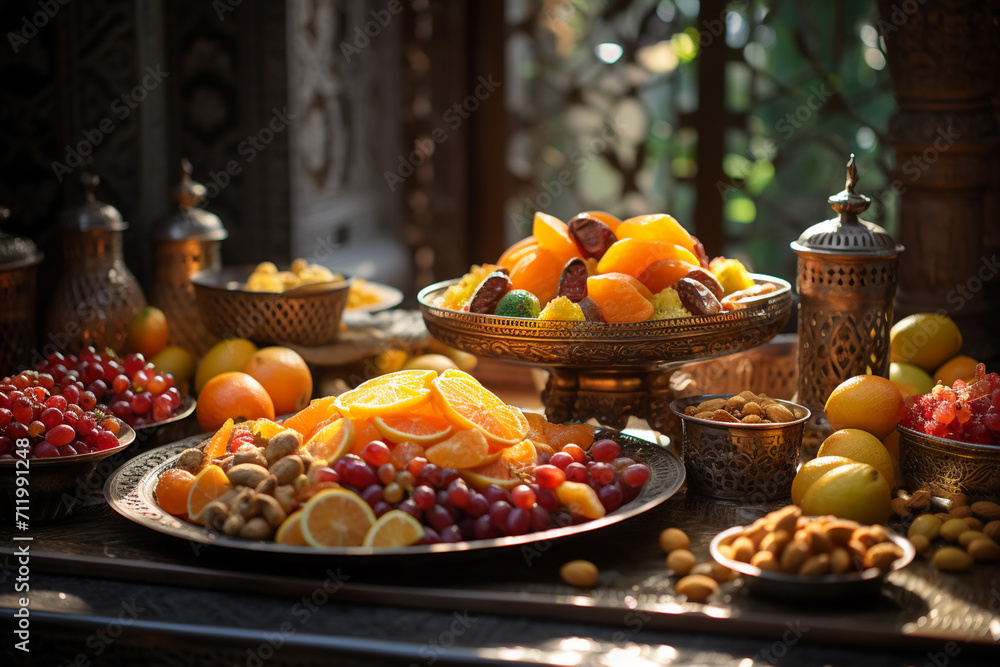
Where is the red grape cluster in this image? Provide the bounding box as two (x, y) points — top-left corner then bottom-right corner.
(0, 370), (123, 460)
(295, 437), (651, 545)
(900, 363), (1000, 445)
(33, 347), (183, 428)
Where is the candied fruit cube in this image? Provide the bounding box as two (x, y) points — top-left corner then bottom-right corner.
(539, 296), (585, 322)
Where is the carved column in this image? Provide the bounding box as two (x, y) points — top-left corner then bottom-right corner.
(877, 0), (999, 361)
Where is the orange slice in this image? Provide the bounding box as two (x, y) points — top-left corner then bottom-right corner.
(203, 418), (234, 459)
(374, 412), (454, 445)
(301, 417), (355, 463)
(362, 509), (425, 548)
(390, 441), (427, 468)
(186, 464), (233, 523)
(349, 418), (385, 455)
(250, 418), (287, 441)
(333, 370), (436, 419)
(501, 439), (538, 469)
(545, 422), (596, 450)
(275, 509), (308, 546)
(460, 457), (522, 490)
(424, 429), (490, 469)
(282, 396), (340, 436)
(301, 488), (376, 547)
(431, 375), (529, 446)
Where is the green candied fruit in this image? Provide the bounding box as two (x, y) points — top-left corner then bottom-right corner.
(495, 289), (541, 318)
(650, 288), (692, 320)
(538, 296), (585, 322)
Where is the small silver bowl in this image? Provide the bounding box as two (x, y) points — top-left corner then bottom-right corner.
(897, 425), (1000, 502)
(669, 394), (810, 501)
(710, 525), (915, 601)
(0, 423), (136, 522)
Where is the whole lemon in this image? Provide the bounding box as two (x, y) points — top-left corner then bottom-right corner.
(790, 456), (856, 506)
(890, 313), (962, 373)
(889, 362), (934, 398)
(799, 462), (891, 524)
(817, 428), (896, 489)
(824, 375), (905, 440)
(149, 346), (197, 385)
(195, 338), (259, 393)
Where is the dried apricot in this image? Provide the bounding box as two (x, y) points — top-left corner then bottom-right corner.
(509, 248), (564, 306)
(533, 212), (582, 264)
(498, 235), (538, 271)
(597, 238), (700, 277)
(635, 258), (700, 293)
(616, 214), (695, 252)
(586, 273), (655, 323)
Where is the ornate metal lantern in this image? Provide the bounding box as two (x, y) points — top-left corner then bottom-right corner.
(150, 160), (227, 355)
(791, 155), (904, 447)
(0, 207), (43, 373)
(46, 171), (146, 352)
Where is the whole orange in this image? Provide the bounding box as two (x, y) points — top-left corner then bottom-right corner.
(196, 371), (275, 431)
(126, 306), (169, 359)
(241, 346), (313, 415)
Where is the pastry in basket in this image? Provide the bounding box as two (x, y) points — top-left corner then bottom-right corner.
(153, 370), (651, 548)
(433, 211), (769, 322)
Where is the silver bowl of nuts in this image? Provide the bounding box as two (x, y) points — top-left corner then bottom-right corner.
(710, 506), (915, 601)
(669, 392), (810, 501)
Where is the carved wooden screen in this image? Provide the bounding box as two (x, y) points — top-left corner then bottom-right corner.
(495, 0), (896, 279)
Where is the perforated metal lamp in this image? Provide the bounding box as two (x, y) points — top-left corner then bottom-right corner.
(150, 160), (228, 355)
(790, 155), (904, 449)
(46, 172), (146, 352)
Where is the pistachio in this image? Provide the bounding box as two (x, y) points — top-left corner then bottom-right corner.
(933, 546), (973, 571)
(966, 538), (1000, 562)
(909, 535), (930, 556)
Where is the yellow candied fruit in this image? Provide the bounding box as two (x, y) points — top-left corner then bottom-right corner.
(650, 288), (691, 320)
(438, 264), (501, 310)
(709, 258), (754, 296)
(539, 296), (585, 322)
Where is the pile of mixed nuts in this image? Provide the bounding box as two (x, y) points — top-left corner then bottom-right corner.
(684, 391), (798, 425)
(173, 429), (309, 541)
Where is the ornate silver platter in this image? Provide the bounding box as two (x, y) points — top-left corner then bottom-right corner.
(104, 429), (684, 558)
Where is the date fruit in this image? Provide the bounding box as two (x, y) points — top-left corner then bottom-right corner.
(578, 296), (605, 323)
(557, 258), (589, 303)
(673, 277), (722, 316)
(691, 237), (710, 268)
(467, 271), (513, 314)
(568, 215), (617, 260)
(684, 268), (724, 300)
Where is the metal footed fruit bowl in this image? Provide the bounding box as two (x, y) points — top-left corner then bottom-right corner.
(418, 275), (793, 429)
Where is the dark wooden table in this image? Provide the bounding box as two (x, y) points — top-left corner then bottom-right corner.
(2, 363), (999, 666)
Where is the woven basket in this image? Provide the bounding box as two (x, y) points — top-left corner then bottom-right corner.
(191, 266), (350, 347)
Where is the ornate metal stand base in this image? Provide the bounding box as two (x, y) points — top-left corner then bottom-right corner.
(542, 368), (674, 432)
